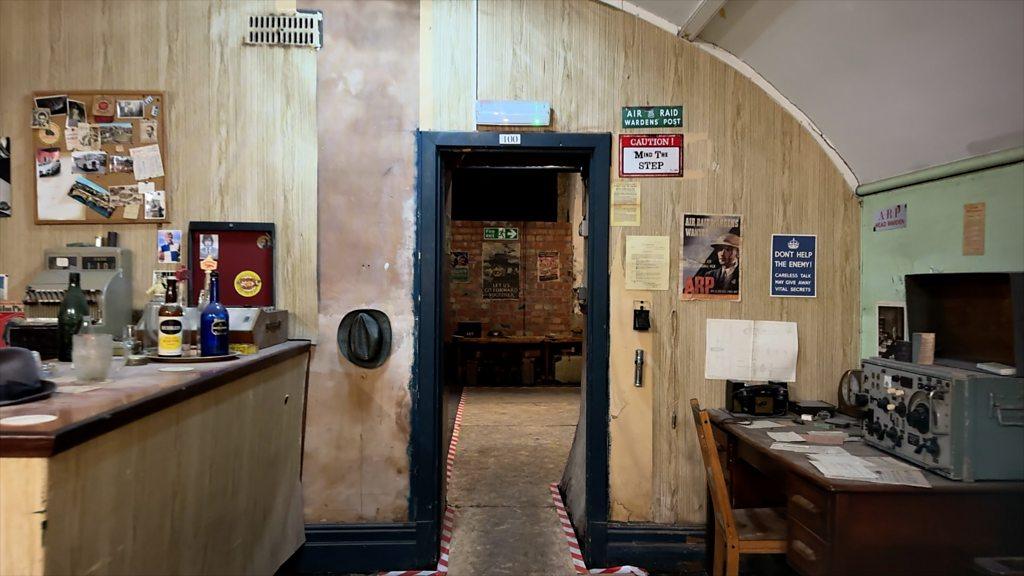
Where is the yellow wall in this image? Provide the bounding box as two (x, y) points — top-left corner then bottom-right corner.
(0, 0), (317, 339)
(423, 0), (860, 524)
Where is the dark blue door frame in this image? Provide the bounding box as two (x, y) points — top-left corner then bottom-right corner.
(413, 131), (612, 567)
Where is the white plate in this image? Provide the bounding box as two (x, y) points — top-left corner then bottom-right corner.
(158, 366), (194, 372)
(0, 414), (58, 426)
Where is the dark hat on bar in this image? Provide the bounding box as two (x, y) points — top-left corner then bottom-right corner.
(337, 309), (392, 369)
(0, 348), (55, 406)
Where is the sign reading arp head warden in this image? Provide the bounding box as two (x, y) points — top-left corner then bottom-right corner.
(619, 134), (683, 178)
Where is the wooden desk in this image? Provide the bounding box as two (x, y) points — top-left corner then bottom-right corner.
(0, 341), (311, 576)
(449, 335), (582, 385)
(708, 409), (1024, 576)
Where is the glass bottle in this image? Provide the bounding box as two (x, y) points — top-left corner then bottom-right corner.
(200, 271), (230, 356)
(57, 273), (90, 362)
(157, 279), (184, 357)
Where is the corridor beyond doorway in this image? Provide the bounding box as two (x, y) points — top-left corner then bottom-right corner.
(446, 387), (580, 576)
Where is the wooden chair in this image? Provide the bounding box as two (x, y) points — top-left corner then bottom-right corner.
(689, 398), (788, 576)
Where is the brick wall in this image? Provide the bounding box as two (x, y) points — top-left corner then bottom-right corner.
(447, 220), (582, 337)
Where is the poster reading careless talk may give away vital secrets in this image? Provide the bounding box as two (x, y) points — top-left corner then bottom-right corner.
(680, 213), (742, 301)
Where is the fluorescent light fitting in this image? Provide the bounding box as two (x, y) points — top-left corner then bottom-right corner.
(475, 100), (551, 126)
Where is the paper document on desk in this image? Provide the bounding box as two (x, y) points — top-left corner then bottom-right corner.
(705, 319), (798, 382)
(770, 442), (846, 455)
(807, 453), (877, 480)
(860, 457), (931, 488)
(742, 420), (787, 429)
(768, 431), (805, 442)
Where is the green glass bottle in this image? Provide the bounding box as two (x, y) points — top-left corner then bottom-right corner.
(57, 272), (90, 362)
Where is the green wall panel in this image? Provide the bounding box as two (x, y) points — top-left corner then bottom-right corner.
(860, 161), (1024, 357)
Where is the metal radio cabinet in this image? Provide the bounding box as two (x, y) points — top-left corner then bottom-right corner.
(862, 357), (1024, 481)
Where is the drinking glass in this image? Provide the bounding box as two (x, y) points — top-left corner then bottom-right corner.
(72, 333), (113, 381)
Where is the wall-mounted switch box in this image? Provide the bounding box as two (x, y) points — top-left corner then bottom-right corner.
(633, 301), (650, 331)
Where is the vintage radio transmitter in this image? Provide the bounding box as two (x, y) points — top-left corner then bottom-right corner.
(726, 381), (789, 417)
(862, 357), (1024, 481)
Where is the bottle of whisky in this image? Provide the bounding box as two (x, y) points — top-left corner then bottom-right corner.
(157, 279), (184, 357)
(57, 272), (89, 361)
(200, 271), (230, 356)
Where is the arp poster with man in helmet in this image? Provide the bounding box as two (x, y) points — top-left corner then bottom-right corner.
(680, 213), (742, 301)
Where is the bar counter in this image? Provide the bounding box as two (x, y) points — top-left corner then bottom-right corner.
(0, 340), (312, 576)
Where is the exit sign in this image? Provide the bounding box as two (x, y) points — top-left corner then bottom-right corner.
(484, 227), (519, 240)
(622, 106), (684, 128)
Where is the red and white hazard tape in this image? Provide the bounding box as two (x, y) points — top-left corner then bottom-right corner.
(549, 483), (648, 576)
(446, 391), (467, 482)
(380, 392), (468, 576)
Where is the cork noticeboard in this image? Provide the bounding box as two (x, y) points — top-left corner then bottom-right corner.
(32, 90), (169, 224)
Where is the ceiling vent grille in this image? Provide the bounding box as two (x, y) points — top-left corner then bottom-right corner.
(245, 11), (322, 49)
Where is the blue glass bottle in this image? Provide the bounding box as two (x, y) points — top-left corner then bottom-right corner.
(200, 271), (230, 356)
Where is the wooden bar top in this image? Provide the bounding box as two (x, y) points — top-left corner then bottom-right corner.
(0, 340), (311, 458)
(709, 408), (1024, 494)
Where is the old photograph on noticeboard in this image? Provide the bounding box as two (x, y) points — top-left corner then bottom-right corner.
(68, 176), (114, 218)
(680, 213), (742, 301)
(482, 241), (520, 300)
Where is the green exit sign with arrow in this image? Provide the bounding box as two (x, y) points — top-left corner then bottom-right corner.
(483, 227), (519, 240)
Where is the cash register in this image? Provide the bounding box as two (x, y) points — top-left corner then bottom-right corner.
(6, 247), (132, 358)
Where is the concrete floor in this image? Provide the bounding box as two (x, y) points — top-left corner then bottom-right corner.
(446, 386), (581, 576)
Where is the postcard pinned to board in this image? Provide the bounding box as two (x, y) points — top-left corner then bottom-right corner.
(705, 319), (798, 382)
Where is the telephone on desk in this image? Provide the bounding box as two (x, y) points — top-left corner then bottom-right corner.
(726, 380), (789, 417)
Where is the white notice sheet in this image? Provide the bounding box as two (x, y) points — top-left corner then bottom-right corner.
(769, 443), (847, 455)
(705, 319), (798, 381)
(767, 431), (805, 443)
(130, 144), (165, 180)
(625, 236), (670, 291)
(807, 453), (878, 480)
(611, 181), (641, 227)
(742, 420), (787, 429)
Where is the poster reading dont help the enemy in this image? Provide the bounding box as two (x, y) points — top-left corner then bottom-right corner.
(770, 234), (816, 298)
(680, 213), (742, 301)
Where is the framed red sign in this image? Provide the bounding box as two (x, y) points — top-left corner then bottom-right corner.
(618, 133), (684, 178)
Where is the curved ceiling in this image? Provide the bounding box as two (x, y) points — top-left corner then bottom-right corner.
(629, 0), (1024, 185)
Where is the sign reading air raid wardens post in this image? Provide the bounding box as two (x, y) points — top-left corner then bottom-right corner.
(619, 134), (684, 178)
(622, 106), (684, 128)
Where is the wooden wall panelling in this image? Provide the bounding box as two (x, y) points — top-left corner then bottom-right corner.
(0, 0), (317, 339)
(33, 354), (307, 575)
(457, 0), (861, 524)
(420, 0), (476, 131)
(0, 458), (47, 576)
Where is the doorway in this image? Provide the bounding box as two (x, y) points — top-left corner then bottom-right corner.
(414, 131), (611, 569)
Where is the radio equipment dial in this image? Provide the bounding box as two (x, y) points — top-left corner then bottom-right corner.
(907, 404), (931, 434)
